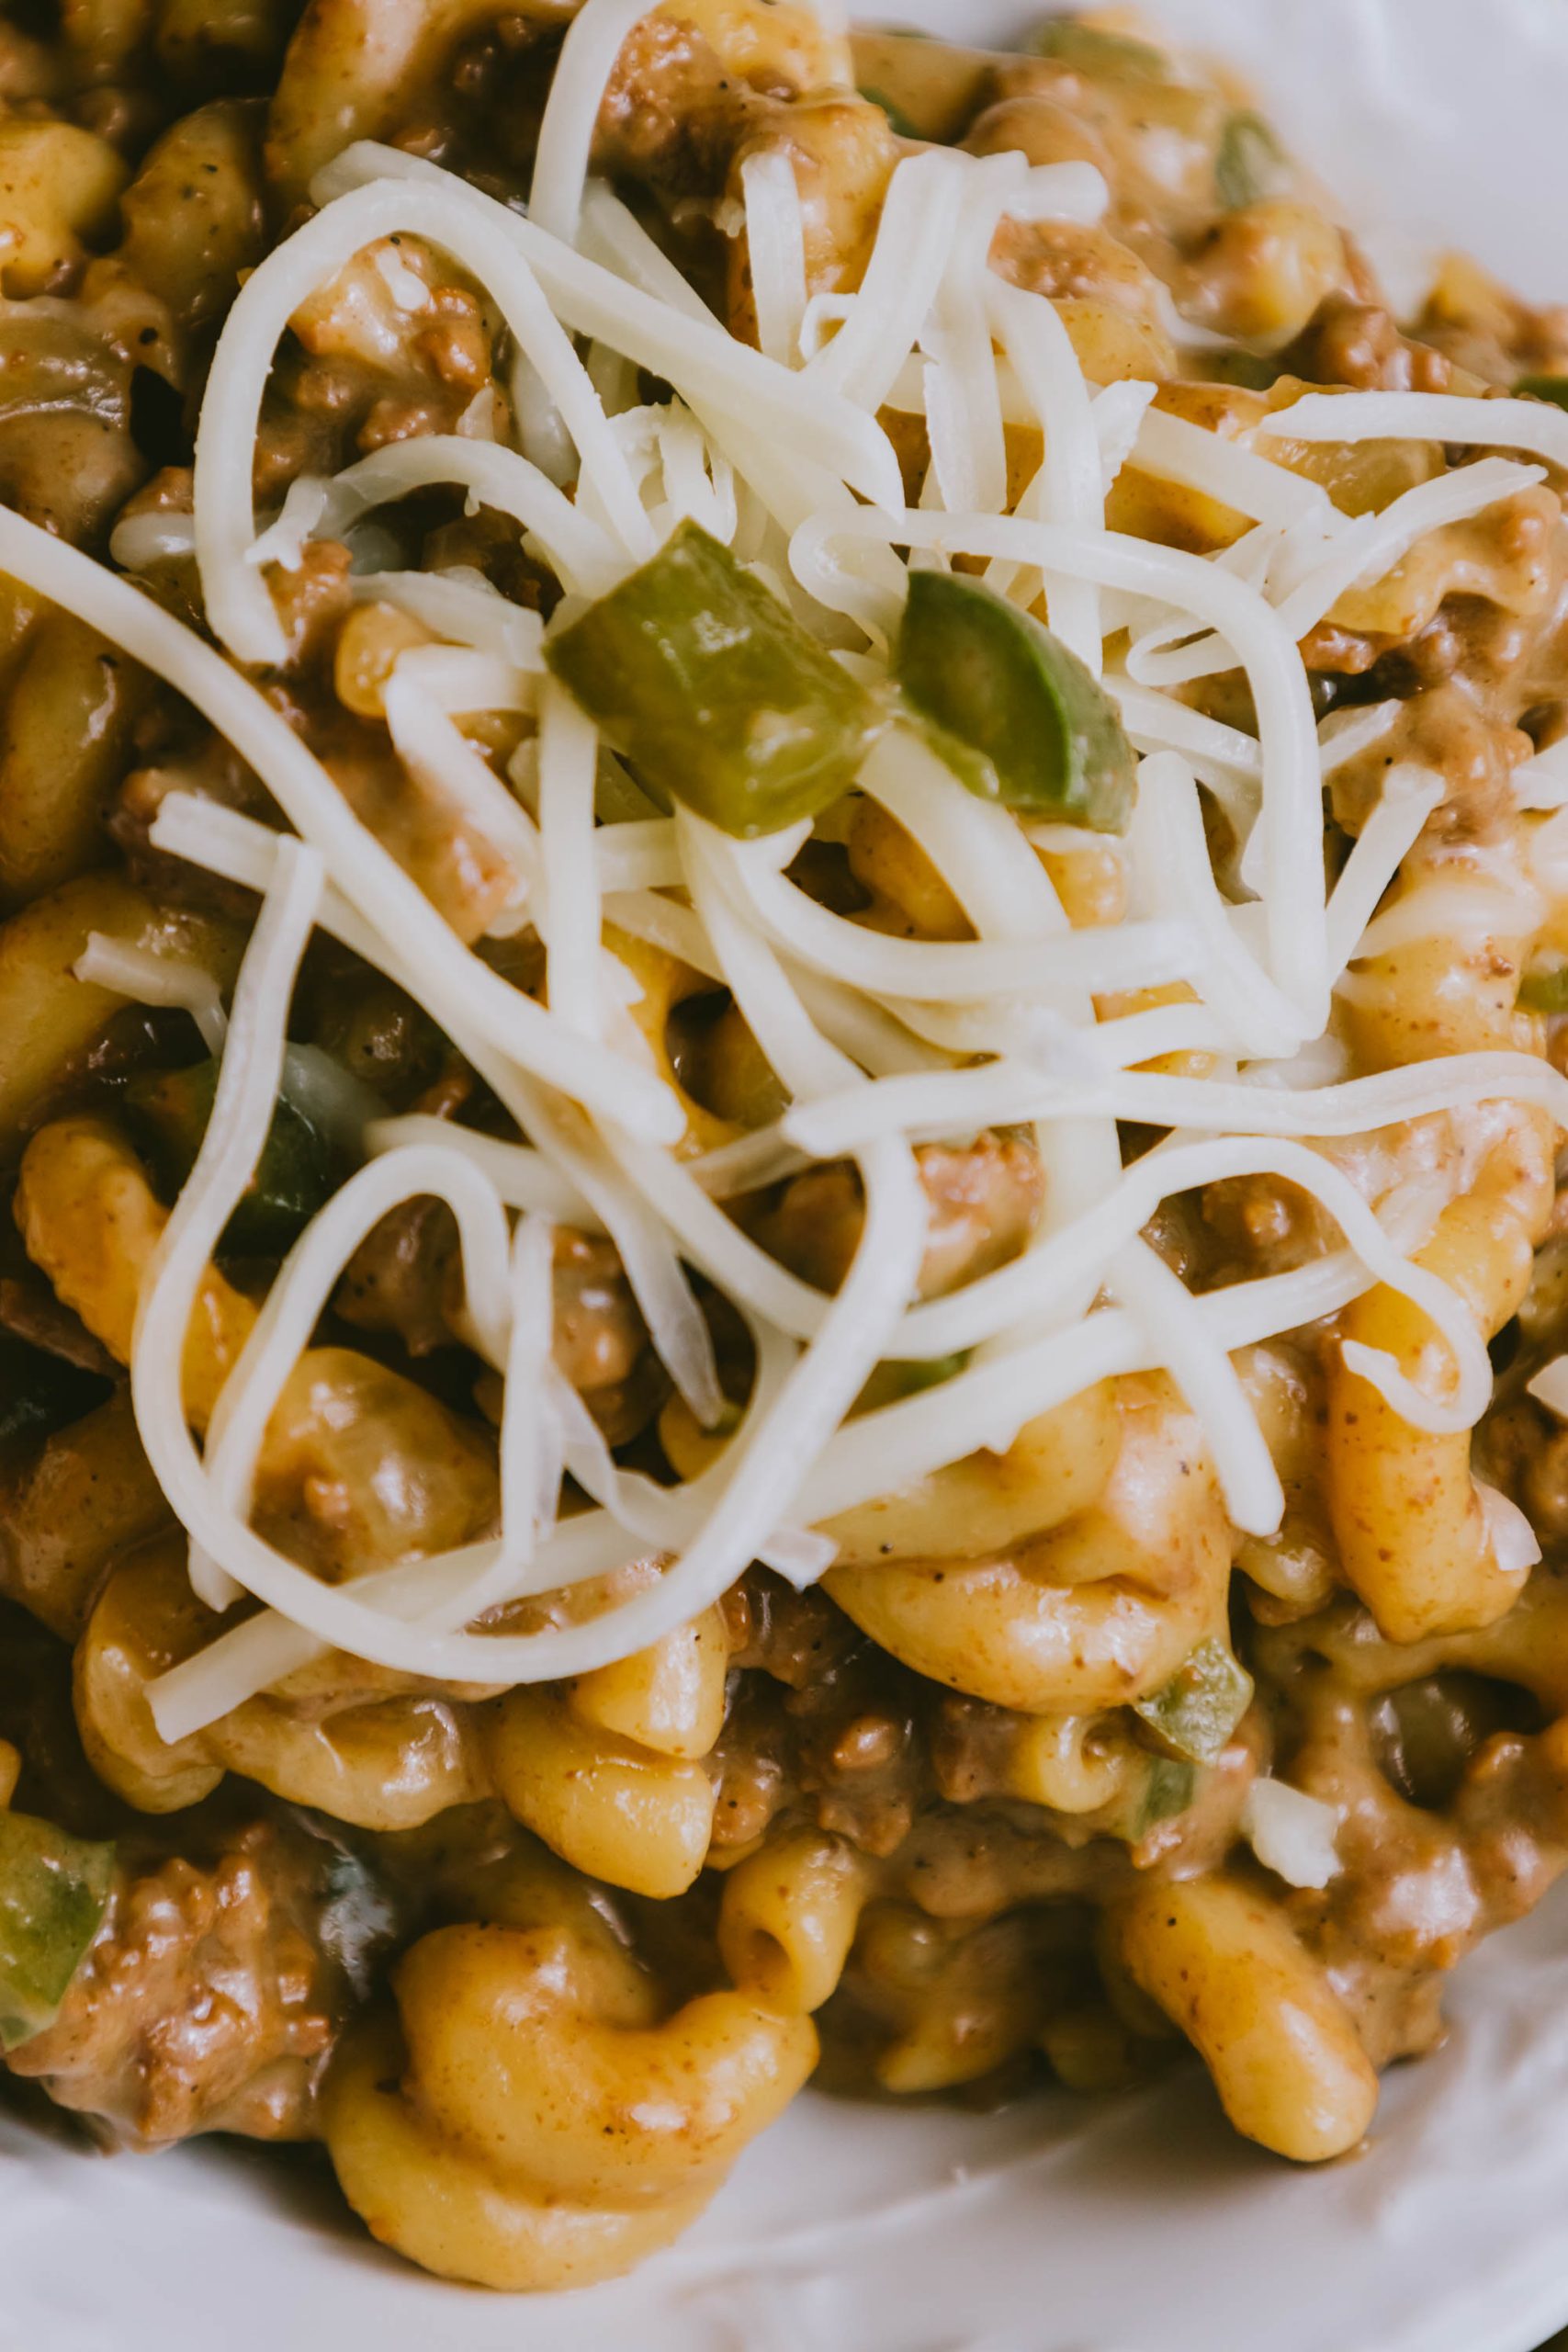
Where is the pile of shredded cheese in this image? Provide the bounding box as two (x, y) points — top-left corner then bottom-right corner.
(8, 6), (1568, 1788)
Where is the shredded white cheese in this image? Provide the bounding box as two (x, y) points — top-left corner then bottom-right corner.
(536, 676), (604, 1037)
(348, 567), (546, 665)
(741, 148), (809, 369)
(73, 935), (227, 1053)
(0, 513), (682, 1143)
(0, 128), (1546, 1719)
(1261, 390), (1568, 469)
(1111, 1238), (1285, 1536)
(1325, 766), (1447, 981)
(527, 0), (659, 249)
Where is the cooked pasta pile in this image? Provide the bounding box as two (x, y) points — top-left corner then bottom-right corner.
(6, 0), (1568, 2295)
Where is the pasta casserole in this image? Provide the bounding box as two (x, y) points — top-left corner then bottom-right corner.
(6, 0), (1568, 2293)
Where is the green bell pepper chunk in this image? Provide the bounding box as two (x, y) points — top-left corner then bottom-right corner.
(0, 1811), (114, 2052)
(897, 570), (1137, 832)
(1030, 19), (1168, 76)
(1134, 1755), (1198, 1836)
(855, 1351), (971, 1416)
(1216, 111), (1290, 211)
(859, 84), (922, 140)
(126, 1057), (333, 1255)
(544, 522), (886, 840)
(1133, 1635), (1255, 1766)
(1519, 959), (1568, 1013)
(1517, 375), (1568, 413)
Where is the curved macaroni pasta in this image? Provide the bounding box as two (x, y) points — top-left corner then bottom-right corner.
(485, 1685), (716, 1898)
(569, 1606), (731, 1758)
(828, 1379), (1233, 1712)
(323, 1923), (816, 2290)
(75, 1537), (491, 1828)
(821, 1379), (1122, 1568)
(718, 1826), (874, 2014)
(1103, 1875), (1379, 2162)
(1325, 1106), (1555, 1641)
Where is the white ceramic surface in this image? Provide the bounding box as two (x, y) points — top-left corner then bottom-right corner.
(6, 6), (1568, 2348)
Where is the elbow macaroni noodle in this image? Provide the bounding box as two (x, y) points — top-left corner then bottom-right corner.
(1326, 1105), (1555, 1642)
(324, 1921), (816, 2290)
(828, 1379), (1234, 1712)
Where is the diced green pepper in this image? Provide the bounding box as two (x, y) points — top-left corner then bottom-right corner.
(1133, 1636), (1255, 1766)
(855, 1351), (971, 1416)
(1135, 1755), (1197, 1836)
(895, 690), (1004, 807)
(1517, 375), (1568, 413)
(859, 84), (922, 140)
(886, 1351), (970, 1396)
(545, 522), (886, 840)
(1031, 19), (1168, 76)
(0, 1810), (114, 2052)
(1216, 111), (1290, 211)
(896, 571), (1137, 832)
(1205, 349), (1282, 394)
(1107, 1752), (1197, 1842)
(125, 1057), (333, 1254)
(1519, 958), (1568, 1013)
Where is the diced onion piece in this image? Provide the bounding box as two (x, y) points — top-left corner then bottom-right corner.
(245, 475), (329, 573)
(1242, 1779), (1341, 1891)
(1318, 700), (1400, 775)
(1529, 1357), (1568, 1420)
(1475, 1480), (1542, 1579)
(109, 509), (197, 568)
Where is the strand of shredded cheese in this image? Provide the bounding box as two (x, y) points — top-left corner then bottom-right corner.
(0, 512), (682, 1140)
(527, 0), (659, 248)
(742, 148), (810, 368)
(1, 129), (1555, 1711)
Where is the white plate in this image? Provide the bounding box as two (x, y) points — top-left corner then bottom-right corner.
(6, 6), (1568, 2348)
